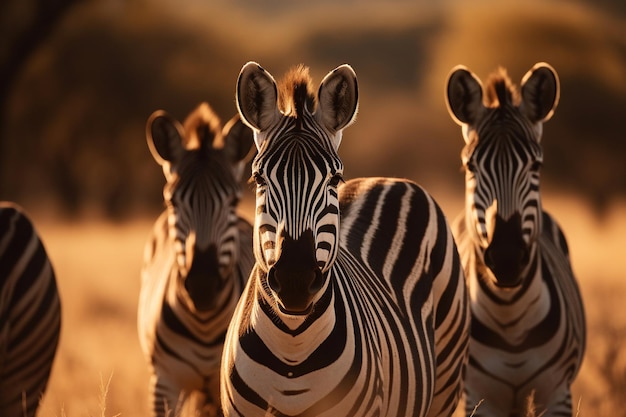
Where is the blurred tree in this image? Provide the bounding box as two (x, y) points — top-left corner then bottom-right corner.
(0, 0), (85, 196)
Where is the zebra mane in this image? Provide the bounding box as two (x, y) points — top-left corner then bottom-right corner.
(183, 102), (221, 151)
(278, 64), (316, 118)
(484, 67), (521, 108)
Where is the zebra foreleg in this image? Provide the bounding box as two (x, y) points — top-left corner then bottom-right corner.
(149, 373), (188, 417)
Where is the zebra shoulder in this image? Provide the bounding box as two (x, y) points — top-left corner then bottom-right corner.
(339, 177), (433, 216)
(338, 177), (446, 254)
(540, 210), (571, 259)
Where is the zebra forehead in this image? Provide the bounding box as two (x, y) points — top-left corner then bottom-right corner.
(278, 64), (316, 118)
(484, 67), (520, 108)
(259, 135), (341, 172)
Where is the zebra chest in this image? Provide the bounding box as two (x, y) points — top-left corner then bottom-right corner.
(230, 276), (426, 416)
(469, 272), (568, 382)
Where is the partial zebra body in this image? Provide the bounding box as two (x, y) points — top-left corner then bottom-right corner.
(224, 178), (469, 417)
(221, 62), (469, 417)
(445, 63), (585, 416)
(140, 212), (254, 416)
(454, 212), (585, 415)
(0, 202), (61, 417)
(138, 103), (255, 416)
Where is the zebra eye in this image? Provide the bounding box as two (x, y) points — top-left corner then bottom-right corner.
(465, 160), (477, 172)
(329, 174), (344, 188)
(530, 161), (543, 172)
(252, 172), (267, 187)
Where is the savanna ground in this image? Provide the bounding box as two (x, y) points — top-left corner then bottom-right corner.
(31, 190), (626, 417)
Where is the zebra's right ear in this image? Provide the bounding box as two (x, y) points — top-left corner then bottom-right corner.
(445, 66), (485, 127)
(146, 110), (186, 176)
(236, 62), (282, 150)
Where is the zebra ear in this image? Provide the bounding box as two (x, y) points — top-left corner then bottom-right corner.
(236, 62), (281, 150)
(146, 110), (186, 175)
(221, 115), (256, 180)
(520, 62), (559, 123)
(316, 64), (358, 146)
(446, 66), (485, 127)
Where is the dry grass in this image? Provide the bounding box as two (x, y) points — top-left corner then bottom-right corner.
(30, 191), (626, 416)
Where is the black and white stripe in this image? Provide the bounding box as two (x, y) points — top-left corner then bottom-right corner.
(0, 202), (61, 417)
(446, 63), (585, 416)
(221, 62), (469, 417)
(138, 103), (255, 416)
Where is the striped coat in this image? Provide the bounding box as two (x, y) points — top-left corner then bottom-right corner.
(138, 103), (255, 416)
(0, 202), (61, 417)
(221, 62), (469, 417)
(446, 63), (585, 416)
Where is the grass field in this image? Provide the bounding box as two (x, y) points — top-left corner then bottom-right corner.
(31, 190), (626, 416)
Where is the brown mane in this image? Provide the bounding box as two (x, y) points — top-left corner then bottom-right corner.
(278, 64), (316, 118)
(183, 102), (221, 150)
(484, 67), (520, 108)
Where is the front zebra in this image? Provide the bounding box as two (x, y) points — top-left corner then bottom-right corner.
(138, 103), (255, 416)
(0, 202), (61, 417)
(220, 62), (469, 417)
(445, 63), (586, 416)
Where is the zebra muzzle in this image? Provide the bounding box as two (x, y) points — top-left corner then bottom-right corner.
(484, 213), (530, 287)
(268, 230), (325, 315)
(184, 244), (223, 310)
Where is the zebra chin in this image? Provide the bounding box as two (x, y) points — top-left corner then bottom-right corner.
(483, 249), (529, 288)
(267, 266), (322, 316)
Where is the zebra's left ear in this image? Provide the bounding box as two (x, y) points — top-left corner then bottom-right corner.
(445, 65), (485, 128)
(220, 115), (256, 181)
(236, 62), (282, 150)
(316, 64), (358, 149)
(520, 62), (560, 123)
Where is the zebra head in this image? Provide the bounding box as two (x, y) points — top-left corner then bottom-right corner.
(446, 63), (559, 287)
(147, 103), (254, 309)
(236, 62), (358, 316)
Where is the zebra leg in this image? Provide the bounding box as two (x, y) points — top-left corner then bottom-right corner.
(149, 373), (188, 417)
(187, 391), (221, 417)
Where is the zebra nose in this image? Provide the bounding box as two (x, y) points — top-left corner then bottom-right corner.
(484, 213), (529, 287)
(268, 230), (324, 314)
(184, 244), (222, 310)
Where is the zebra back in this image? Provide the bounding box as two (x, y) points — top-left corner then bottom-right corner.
(138, 103), (255, 416)
(0, 202), (61, 417)
(220, 62), (469, 417)
(446, 63), (585, 416)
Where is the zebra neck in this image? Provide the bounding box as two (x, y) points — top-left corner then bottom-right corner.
(469, 247), (554, 346)
(252, 271), (337, 354)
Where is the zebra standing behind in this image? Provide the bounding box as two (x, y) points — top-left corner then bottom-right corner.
(220, 62), (469, 417)
(445, 63), (586, 416)
(0, 202), (61, 417)
(138, 103), (255, 416)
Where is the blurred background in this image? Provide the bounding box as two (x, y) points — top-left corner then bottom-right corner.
(2, 0), (625, 415)
(2, 0), (625, 219)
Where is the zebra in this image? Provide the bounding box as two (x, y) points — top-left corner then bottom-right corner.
(0, 202), (61, 417)
(445, 63), (586, 416)
(220, 62), (470, 417)
(138, 102), (256, 416)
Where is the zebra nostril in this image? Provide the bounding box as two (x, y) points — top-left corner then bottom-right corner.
(268, 267), (281, 292)
(484, 246), (496, 271)
(308, 269), (324, 294)
(520, 246), (530, 266)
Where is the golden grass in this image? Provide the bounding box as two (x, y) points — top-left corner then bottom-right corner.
(31, 191), (626, 416)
